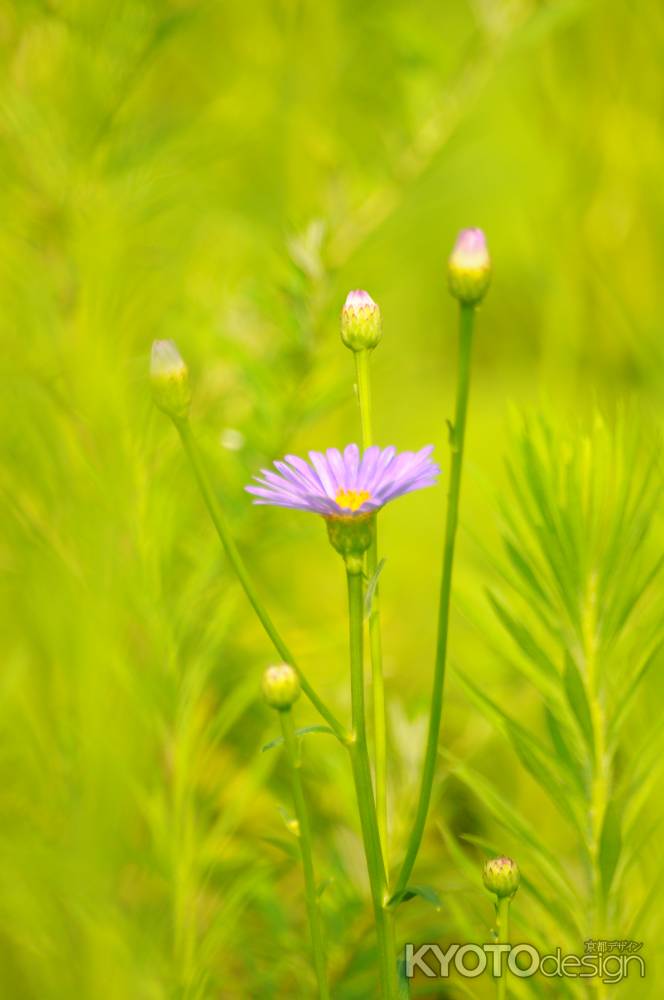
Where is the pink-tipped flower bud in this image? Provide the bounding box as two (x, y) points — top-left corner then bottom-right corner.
(150, 340), (191, 421)
(340, 289), (382, 351)
(261, 664), (301, 711)
(482, 856), (520, 898)
(448, 228), (491, 306)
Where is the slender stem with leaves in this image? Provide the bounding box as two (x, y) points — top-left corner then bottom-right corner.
(392, 301), (476, 900)
(170, 410), (404, 992)
(174, 418), (348, 744)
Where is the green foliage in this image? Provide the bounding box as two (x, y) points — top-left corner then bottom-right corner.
(448, 412), (663, 995)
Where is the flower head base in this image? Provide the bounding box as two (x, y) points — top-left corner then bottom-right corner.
(340, 289), (382, 351)
(448, 228), (491, 306)
(246, 443), (439, 518)
(262, 664), (301, 711)
(326, 512), (375, 564)
(482, 856), (520, 899)
(150, 339), (191, 420)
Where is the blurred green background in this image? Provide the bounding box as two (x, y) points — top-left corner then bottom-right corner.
(1, 0), (663, 997)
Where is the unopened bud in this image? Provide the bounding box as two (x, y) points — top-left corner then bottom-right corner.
(482, 856), (520, 899)
(340, 289), (382, 351)
(150, 340), (191, 420)
(448, 228), (491, 306)
(261, 664), (301, 711)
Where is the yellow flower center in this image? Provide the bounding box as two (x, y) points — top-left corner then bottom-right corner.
(335, 488), (370, 512)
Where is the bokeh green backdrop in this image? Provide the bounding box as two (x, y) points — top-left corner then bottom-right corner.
(1, 0), (663, 997)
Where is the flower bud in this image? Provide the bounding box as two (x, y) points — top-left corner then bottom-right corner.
(150, 340), (191, 420)
(340, 290), (382, 351)
(482, 856), (520, 898)
(448, 228), (491, 306)
(261, 664), (301, 711)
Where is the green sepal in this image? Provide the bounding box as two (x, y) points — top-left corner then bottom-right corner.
(326, 512), (375, 561)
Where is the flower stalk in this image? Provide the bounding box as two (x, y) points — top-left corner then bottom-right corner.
(151, 224), (487, 995)
(483, 855), (519, 1000)
(173, 416), (349, 744)
(495, 895), (511, 1000)
(392, 299), (477, 900)
(345, 560), (399, 999)
(353, 346), (388, 866)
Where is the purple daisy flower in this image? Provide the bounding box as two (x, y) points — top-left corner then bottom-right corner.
(246, 444), (440, 517)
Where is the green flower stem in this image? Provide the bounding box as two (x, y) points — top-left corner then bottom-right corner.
(279, 708), (330, 1000)
(346, 562), (398, 999)
(353, 347), (374, 445)
(392, 302), (476, 900)
(354, 348), (388, 865)
(174, 418), (348, 744)
(496, 896), (511, 1000)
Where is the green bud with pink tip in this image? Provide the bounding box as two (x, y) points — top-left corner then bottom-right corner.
(482, 855), (520, 899)
(448, 228), (491, 306)
(150, 339), (191, 421)
(262, 664), (301, 711)
(340, 289), (382, 351)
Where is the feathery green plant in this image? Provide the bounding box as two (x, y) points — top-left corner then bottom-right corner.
(447, 410), (663, 997)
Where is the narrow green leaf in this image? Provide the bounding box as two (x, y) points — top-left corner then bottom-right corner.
(610, 638), (663, 739)
(487, 592), (559, 680)
(503, 536), (555, 613)
(562, 651), (594, 756)
(261, 724), (335, 752)
(599, 799), (622, 899)
(603, 552), (663, 647)
(444, 753), (578, 910)
(261, 835), (299, 860)
(545, 707), (587, 796)
(316, 877), (334, 899)
(628, 856), (664, 936)
(390, 884), (442, 909)
(364, 557), (386, 618)
(456, 671), (584, 831)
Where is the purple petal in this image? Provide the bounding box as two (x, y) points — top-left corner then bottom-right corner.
(309, 451), (337, 499)
(343, 444), (360, 490)
(273, 460), (315, 493)
(245, 442), (439, 518)
(358, 445), (381, 491)
(325, 448), (346, 491)
(284, 454), (321, 491)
